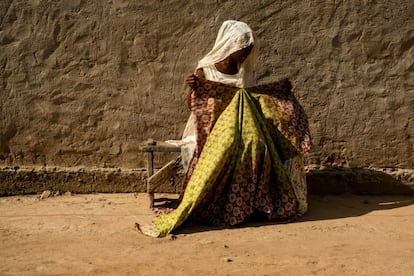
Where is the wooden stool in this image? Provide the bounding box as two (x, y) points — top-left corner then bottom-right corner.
(139, 139), (182, 208)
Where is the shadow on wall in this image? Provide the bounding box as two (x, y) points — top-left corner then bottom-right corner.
(306, 166), (414, 195)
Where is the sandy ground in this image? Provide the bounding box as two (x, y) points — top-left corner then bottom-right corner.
(0, 193), (413, 276)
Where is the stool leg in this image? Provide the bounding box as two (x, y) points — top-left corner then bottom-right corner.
(147, 151), (154, 208)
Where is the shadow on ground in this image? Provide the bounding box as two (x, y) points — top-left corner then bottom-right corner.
(299, 194), (413, 221)
(170, 194), (413, 235)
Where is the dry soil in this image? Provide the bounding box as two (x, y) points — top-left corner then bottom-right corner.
(0, 193), (413, 275)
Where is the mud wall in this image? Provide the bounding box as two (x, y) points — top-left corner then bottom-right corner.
(1, 1), (413, 185)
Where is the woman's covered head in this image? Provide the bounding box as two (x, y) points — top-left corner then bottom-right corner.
(199, 20), (258, 66)
(197, 20), (259, 76)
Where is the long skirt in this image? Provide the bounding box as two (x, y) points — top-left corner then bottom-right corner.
(138, 78), (311, 237)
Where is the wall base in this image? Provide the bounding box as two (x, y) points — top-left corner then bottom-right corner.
(1, 166), (413, 196)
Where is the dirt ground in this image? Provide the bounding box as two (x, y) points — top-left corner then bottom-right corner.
(0, 193), (413, 276)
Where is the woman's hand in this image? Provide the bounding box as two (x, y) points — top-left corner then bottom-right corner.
(185, 69), (204, 90)
(185, 74), (198, 90)
(185, 69), (204, 110)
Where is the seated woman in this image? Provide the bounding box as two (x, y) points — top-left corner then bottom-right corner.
(137, 20), (311, 237)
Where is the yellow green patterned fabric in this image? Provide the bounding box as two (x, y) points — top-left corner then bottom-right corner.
(141, 78), (311, 237)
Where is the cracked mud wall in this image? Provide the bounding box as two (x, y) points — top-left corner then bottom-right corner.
(0, 1), (413, 175)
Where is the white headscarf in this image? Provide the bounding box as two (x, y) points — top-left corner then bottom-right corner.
(196, 20), (259, 88)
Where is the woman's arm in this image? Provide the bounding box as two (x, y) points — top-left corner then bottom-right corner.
(185, 68), (205, 109)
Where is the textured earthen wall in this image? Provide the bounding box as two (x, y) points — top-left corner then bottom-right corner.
(0, 1), (413, 183)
